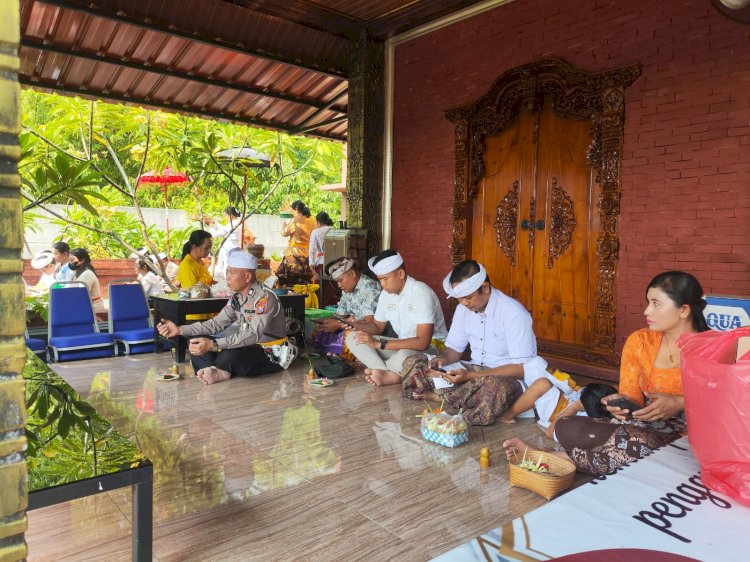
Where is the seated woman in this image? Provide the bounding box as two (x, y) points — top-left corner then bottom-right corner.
(504, 270), (709, 475)
(175, 230), (213, 290)
(68, 248), (106, 314)
(134, 259), (169, 296)
(175, 230), (214, 320)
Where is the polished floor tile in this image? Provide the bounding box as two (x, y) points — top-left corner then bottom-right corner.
(26, 493), (153, 562)
(27, 352), (587, 561)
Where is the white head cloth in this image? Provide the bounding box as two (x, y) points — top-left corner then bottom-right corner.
(368, 252), (404, 276)
(227, 248), (257, 270)
(328, 258), (354, 280)
(31, 251), (55, 270)
(443, 263), (487, 298)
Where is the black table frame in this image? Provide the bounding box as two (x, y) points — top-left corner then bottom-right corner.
(29, 463), (153, 561)
(152, 296), (228, 362)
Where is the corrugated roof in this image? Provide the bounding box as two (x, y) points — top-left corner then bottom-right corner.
(19, 0), (490, 141)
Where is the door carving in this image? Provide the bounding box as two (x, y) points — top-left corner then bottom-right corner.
(493, 180), (519, 266)
(445, 59), (641, 371)
(547, 178), (576, 269)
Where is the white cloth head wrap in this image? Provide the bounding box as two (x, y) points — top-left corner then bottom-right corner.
(443, 263), (487, 298)
(227, 248), (257, 270)
(368, 252), (404, 276)
(31, 251), (55, 270)
(328, 258), (354, 280)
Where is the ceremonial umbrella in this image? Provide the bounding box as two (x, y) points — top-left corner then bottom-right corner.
(137, 167), (191, 257)
(215, 147), (270, 243)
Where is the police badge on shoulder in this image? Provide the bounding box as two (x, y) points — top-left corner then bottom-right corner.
(256, 297), (269, 314)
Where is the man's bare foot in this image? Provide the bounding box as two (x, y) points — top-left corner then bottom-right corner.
(412, 390), (440, 402)
(498, 412), (517, 424)
(364, 369), (401, 386)
(197, 366), (232, 385)
(502, 438), (534, 461)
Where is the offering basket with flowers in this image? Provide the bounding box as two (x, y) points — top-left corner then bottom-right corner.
(420, 411), (469, 448)
(508, 448), (576, 500)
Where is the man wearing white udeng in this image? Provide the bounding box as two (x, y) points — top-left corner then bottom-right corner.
(346, 250), (448, 386)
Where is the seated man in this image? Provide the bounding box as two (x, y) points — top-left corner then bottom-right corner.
(157, 249), (294, 385)
(346, 249), (448, 387)
(314, 258), (381, 347)
(401, 260), (537, 425)
(29, 250), (57, 294)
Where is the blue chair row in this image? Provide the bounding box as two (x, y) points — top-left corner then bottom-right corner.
(41, 280), (155, 362)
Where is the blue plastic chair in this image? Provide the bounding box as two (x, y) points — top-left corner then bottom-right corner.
(48, 282), (115, 362)
(108, 280), (155, 356)
(25, 328), (47, 360)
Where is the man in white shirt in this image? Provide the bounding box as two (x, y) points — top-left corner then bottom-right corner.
(401, 259), (537, 425)
(346, 250), (448, 386)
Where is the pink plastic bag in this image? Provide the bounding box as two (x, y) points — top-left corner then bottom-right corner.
(679, 326), (750, 506)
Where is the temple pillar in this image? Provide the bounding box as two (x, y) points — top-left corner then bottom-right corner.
(346, 29), (385, 255)
(0, 1), (29, 560)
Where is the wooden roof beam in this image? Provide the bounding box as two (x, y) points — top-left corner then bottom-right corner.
(19, 75), (348, 142)
(36, 0), (349, 79)
(20, 37), (348, 115)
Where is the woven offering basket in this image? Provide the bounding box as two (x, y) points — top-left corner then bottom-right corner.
(509, 450), (576, 500)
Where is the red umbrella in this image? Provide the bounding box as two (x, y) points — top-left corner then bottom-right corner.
(138, 167), (191, 256)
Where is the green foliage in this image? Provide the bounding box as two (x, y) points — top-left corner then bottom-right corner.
(26, 292), (49, 322)
(51, 204), (194, 259)
(20, 89), (344, 256)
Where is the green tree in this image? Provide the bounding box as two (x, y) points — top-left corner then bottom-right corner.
(20, 90), (344, 280)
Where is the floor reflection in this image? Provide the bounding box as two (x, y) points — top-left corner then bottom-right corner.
(26, 353), (573, 561)
(252, 400), (339, 493)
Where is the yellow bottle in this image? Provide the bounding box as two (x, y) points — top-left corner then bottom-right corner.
(479, 447), (491, 469)
(308, 368), (316, 380)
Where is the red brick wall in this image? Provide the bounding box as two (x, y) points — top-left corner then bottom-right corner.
(391, 0), (750, 350)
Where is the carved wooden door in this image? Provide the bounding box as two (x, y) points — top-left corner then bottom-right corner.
(447, 59), (641, 373)
(472, 100), (599, 348)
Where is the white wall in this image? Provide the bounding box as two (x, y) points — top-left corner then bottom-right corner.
(23, 204), (289, 260)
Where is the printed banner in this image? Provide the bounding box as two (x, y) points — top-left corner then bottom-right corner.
(434, 438), (750, 561)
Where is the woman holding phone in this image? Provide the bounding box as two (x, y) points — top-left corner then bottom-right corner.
(504, 271), (710, 475)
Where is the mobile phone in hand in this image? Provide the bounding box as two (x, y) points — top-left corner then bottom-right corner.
(607, 397), (641, 413)
(333, 314), (353, 327)
(432, 367), (446, 373)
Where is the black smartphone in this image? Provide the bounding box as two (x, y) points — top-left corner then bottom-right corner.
(432, 367), (446, 373)
(607, 397), (641, 413)
(333, 314), (353, 327)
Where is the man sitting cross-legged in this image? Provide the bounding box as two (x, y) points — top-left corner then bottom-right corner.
(157, 248), (294, 385)
(312, 257), (381, 358)
(401, 260), (538, 425)
(346, 249), (448, 386)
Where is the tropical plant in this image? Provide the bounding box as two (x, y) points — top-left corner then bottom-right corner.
(25, 293), (49, 322)
(20, 90), (344, 276)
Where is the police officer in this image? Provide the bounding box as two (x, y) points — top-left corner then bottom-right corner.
(157, 248), (294, 384)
